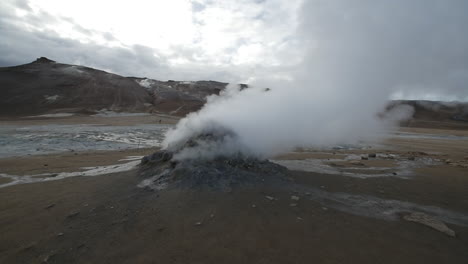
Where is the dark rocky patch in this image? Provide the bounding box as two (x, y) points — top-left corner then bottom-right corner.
(139, 150), (288, 191)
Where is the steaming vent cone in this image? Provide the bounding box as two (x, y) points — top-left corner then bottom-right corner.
(138, 129), (288, 191)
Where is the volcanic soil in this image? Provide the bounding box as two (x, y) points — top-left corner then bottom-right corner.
(0, 117), (468, 264)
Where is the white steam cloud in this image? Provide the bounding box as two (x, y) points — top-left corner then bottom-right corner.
(163, 0), (468, 160)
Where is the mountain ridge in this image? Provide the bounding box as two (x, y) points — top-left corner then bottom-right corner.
(1, 57), (468, 130)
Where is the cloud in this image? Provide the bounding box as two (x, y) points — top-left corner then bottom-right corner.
(0, 0), (467, 101)
(0, 0), (302, 83)
(299, 0), (468, 101)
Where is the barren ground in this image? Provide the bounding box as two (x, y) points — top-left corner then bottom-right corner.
(0, 116), (467, 264)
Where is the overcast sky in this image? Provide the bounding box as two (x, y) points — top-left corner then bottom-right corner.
(1, 0), (467, 100)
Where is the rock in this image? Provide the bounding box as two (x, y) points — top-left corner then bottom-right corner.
(290, 203), (297, 207)
(402, 212), (456, 237)
(349, 160), (365, 166)
(408, 156), (415, 161)
(291, 195), (300, 201)
(34, 57), (56, 64)
(322, 207), (328, 211)
(265, 196), (275, 201)
(195, 221), (202, 226)
(251, 204), (257, 208)
(42, 253), (57, 263)
(368, 153), (377, 158)
(67, 211), (80, 218)
(45, 204), (55, 209)
(57, 233), (64, 237)
(361, 156), (368, 160)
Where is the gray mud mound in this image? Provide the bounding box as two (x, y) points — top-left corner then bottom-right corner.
(138, 150), (288, 191)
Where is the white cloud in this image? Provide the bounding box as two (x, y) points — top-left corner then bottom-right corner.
(0, 0), (467, 101)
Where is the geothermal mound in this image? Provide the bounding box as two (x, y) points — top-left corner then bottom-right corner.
(139, 150), (287, 191)
(139, 127), (287, 191)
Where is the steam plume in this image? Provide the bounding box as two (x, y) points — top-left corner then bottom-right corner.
(163, 0), (468, 160)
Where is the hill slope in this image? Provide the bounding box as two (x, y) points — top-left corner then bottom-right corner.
(0, 57), (152, 116)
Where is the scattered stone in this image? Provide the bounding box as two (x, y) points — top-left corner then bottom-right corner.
(195, 221), (202, 226)
(290, 203), (297, 207)
(251, 204), (257, 208)
(402, 212), (456, 237)
(296, 217), (303, 220)
(210, 214), (215, 218)
(392, 172), (398, 175)
(305, 192), (311, 195)
(368, 153), (377, 158)
(77, 243), (85, 249)
(361, 156), (368, 160)
(322, 207), (328, 211)
(157, 227), (165, 232)
(320, 186), (325, 189)
(43, 253), (56, 263)
(265, 196), (275, 201)
(67, 212), (80, 218)
(45, 204), (55, 209)
(408, 156), (415, 161)
(57, 233), (64, 237)
(43, 164), (48, 167)
(350, 160), (365, 166)
(291, 195), (300, 201)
